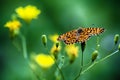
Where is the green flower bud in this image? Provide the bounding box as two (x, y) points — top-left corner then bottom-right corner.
(91, 50), (98, 62)
(41, 35), (47, 47)
(114, 34), (119, 45)
(118, 44), (120, 51)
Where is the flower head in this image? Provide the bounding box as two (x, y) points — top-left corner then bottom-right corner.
(4, 20), (21, 31)
(35, 53), (55, 69)
(49, 34), (61, 59)
(50, 43), (61, 54)
(65, 44), (79, 58)
(15, 5), (41, 23)
(65, 44), (79, 63)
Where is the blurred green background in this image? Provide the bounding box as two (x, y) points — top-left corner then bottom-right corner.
(0, 0), (120, 80)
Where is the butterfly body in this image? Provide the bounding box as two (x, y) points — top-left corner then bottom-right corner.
(57, 27), (104, 45)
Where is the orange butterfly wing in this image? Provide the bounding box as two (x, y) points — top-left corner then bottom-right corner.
(77, 29), (91, 43)
(57, 29), (78, 44)
(76, 28), (104, 43)
(81, 28), (104, 35)
(57, 27), (104, 44)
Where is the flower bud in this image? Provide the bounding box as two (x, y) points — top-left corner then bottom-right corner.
(91, 50), (98, 62)
(81, 42), (86, 53)
(41, 35), (47, 47)
(114, 34), (119, 45)
(118, 44), (120, 51)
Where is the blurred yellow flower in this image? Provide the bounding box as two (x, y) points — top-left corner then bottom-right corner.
(50, 44), (61, 54)
(15, 5), (41, 23)
(49, 34), (61, 59)
(4, 20), (21, 31)
(35, 53), (55, 68)
(49, 34), (59, 43)
(65, 44), (79, 58)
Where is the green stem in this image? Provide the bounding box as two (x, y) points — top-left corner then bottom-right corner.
(19, 33), (40, 80)
(51, 56), (65, 80)
(81, 52), (83, 67)
(74, 42), (85, 80)
(81, 50), (119, 74)
(74, 51), (84, 80)
(28, 62), (41, 80)
(19, 33), (27, 59)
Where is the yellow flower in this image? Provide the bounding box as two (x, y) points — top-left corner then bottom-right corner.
(49, 34), (59, 43)
(49, 34), (61, 59)
(50, 44), (61, 54)
(15, 5), (41, 23)
(65, 44), (79, 58)
(35, 53), (55, 68)
(4, 20), (21, 31)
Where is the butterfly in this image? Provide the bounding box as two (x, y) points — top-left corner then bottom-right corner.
(57, 27), (104, 45)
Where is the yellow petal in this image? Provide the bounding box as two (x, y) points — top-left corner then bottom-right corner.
(65, 44), (79, 58)
(35, 54), (54, 68)
(49, 34), (59, 43)
(50, 44), (61, 54)
(4, 20), (21, 31)
(15, 5), (41, 22)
